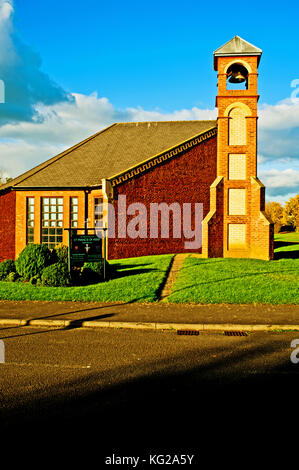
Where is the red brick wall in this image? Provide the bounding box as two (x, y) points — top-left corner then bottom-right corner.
(0, 190), (16, 261)
(108, 136), (217, 259)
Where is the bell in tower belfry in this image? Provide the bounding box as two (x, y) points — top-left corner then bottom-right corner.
(227, 63), (248, 86)
(202, 36), (274, 260)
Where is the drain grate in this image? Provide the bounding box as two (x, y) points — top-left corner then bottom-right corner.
(224, 330), (248, 337)
(177, 330), (199, 336)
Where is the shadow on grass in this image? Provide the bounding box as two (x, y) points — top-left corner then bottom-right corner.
(0, 336), (297, 464)
(110, 267), (159, 279)
(274, 240), (299, 260)
(274, 241), (299, 249)
(274, 250), (299, 260)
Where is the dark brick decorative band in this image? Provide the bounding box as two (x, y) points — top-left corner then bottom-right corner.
(110, 127), (217, 187)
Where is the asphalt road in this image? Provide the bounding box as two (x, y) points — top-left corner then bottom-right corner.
(0, 326), (298, 467)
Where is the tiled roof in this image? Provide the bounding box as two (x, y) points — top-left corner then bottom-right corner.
(213, 36), (262, 69)
(0, 120), (217, 190)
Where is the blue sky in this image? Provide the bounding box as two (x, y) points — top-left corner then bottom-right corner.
(13, 0), (299, 109)
(0, 0), (299, 202)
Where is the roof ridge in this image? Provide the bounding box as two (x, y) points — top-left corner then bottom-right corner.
(116, 119), (216, 125)
(0, 123), (117, 191)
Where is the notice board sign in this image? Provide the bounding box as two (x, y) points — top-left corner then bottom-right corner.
(71, 234), (102, 266)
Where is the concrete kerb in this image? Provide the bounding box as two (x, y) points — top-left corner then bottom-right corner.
(0, 318), (299, 332)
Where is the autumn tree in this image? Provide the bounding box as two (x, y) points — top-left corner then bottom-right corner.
(283, 195), (299, 231)
(265, 201), (284, 232)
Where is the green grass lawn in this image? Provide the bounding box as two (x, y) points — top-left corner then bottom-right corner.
(167, 233), (299, 304)
(1, 233), (298, 304)
(0, 254), (173, 303)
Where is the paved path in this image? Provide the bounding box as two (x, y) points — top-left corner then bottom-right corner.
(159, 253), (189, 300)
(0, 300), (298, 330)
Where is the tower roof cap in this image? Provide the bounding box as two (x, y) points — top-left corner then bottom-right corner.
(213, 36), (262, 70)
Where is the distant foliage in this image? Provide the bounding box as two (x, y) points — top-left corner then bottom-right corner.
(41, 263), (71, 287)
(283, 195), (299, 231)
(266, 195), (299, 233)
(16, 244), (52, 281)
(0, 259), (16, 280)
(265, 201), (284, 233)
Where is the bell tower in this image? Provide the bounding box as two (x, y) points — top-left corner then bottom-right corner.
(202, 36), (274, 260)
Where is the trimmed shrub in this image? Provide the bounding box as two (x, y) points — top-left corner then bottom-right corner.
(16, 244), (52, 281)
(53, 243), (68, 265)
(41, 263), (71, 287)
(81, 260), (109, 284)
(0, 259), (16, 280)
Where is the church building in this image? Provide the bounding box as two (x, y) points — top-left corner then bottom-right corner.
(0, 36), (274, 262)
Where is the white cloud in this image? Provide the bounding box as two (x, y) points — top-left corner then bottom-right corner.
(259, 100), (299, 131)
(0, 92), (217, 177)
(259, 168), (299, 201)
(0, 90), (298, 203)
(0, 0), (73, 125)
(0, 1), (13, 22)
(0, 0), (297, 203)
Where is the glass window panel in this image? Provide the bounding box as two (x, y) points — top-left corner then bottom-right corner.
(41, 198), (64, 249)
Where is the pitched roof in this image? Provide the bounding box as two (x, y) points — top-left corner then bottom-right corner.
(213, 36), (262, 69)
(0, 120), (217, 190)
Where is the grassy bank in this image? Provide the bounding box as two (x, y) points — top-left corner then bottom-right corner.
(0, 254), (173, 303)
(167, 233), (299, 304)
(166, 257), (299, 304)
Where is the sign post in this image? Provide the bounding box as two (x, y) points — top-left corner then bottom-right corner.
(65, 228), (108, 280)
